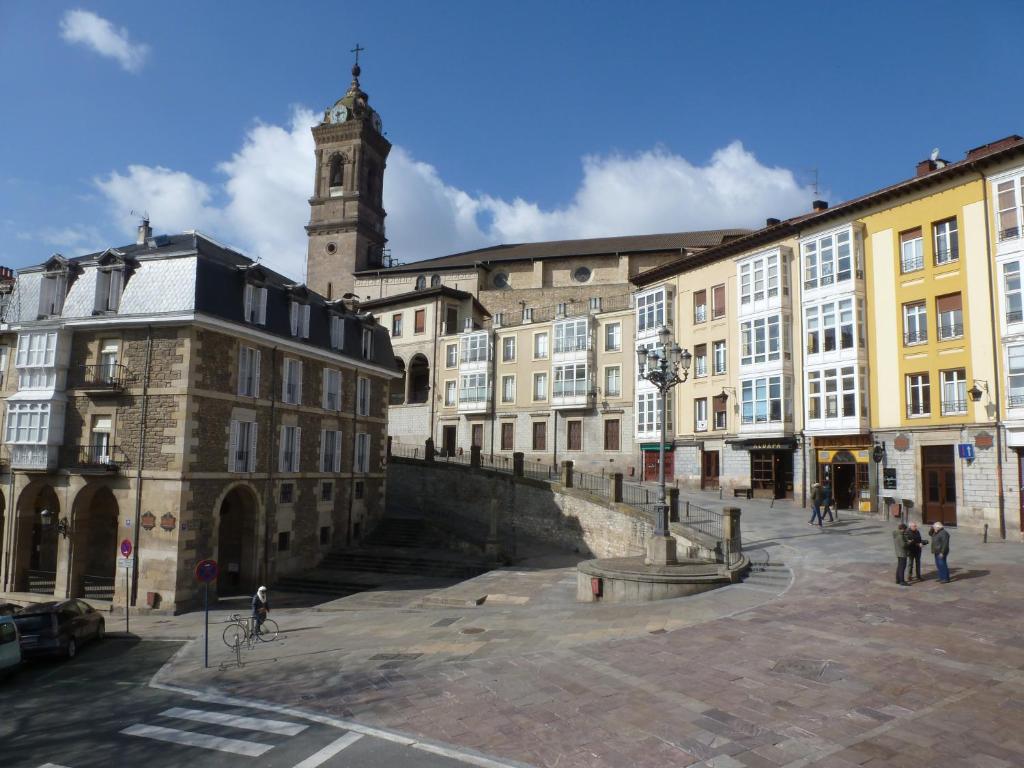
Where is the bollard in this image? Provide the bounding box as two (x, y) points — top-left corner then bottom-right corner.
(983, 523), (989, 544)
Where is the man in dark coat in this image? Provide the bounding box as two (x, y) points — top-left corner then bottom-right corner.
(930, 522), (951, 583)
(904, 521), (924, 582)
(809, 483), (824, 526)
(893, 523), (909, 586)
(821, 481), (834, 523)
(251, 586), (270, 634)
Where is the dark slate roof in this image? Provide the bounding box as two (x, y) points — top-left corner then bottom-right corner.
(20, 232), (398, 373)
(633, 134), (1024, 287)
(355, 229), (751, 275)
(358, 285), (491, 317)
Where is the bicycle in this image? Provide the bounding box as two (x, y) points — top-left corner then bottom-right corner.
(222, 613), (279, 649)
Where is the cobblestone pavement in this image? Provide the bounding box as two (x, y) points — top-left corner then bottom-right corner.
(155, 497), (1024, 768)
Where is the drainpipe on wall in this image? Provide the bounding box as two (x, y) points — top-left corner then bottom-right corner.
(263, 346), (279, 583)
(981, 173), (1008, 539)
(800, 429), (807, 509)
(130, 326), (153, 607)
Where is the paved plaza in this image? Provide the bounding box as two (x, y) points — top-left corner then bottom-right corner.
(145, 494), (1024, 768)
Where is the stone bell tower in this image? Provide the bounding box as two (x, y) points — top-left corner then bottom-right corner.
(305, 47), (391, 300)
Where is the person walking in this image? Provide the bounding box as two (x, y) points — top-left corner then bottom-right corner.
(893, 523), (909, 586)
(930, 522), (951, 583)
(821, 480), (835, 523)
(809, 482), (824, 526)
(904, 521), (924, 582)
(251, 585), (270, 636)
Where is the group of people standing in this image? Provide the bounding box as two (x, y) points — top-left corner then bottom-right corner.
(893, 521), (951, 585)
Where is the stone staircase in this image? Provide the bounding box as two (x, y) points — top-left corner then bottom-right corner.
(740, 558), (792, 594)
(273, 515), (492, 598)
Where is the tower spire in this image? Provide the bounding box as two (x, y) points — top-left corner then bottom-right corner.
(350, 43), (364, 84)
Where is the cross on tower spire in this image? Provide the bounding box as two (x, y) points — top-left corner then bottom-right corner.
(351, 43), (364, 65)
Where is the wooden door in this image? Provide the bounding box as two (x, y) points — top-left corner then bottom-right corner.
(442, 426), (457, 456)
(701, 450), (720, 489)
(922, 445), (957, 525)
(643, 450), (674, 482)
(501, 422), (514, 451)
(471, 424), (483, 448)
(567, 420), (582, 451)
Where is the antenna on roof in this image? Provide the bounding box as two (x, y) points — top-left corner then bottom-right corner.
(930, 147), (940, 162)
(802, 169), (819, 196)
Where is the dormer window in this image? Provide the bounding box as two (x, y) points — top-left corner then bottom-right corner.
(362, 328), (373, 360)
(289, 301), (311, 338)
(329, 314), (344, 350)
(95, 268), (124, 313)
(415, 275), (427, 290)
(38, 270), (68, 318)
(243, 283), (267, 325)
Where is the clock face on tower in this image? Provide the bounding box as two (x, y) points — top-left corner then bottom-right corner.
(328, 105), (348, 124)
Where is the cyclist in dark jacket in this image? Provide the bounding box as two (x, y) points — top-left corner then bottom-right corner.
(251, 586), (269, 634)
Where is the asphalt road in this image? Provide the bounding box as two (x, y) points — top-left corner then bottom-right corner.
(2, 637), (508, 768)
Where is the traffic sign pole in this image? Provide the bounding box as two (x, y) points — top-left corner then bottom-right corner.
(194, 559), (219, 669)
(120, 539), (133, 634)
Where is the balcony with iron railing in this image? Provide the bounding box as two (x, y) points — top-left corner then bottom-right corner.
(937, 323), (964, 341)
(1008, 309), (1023, 325)
(903, 329), (928, 346)
(1008, 391), (1024, 409)
(72, 363), (130, 393)
(69, 443), (127, 473)
(901, 254), (925, 273)
(940, 399), (968, 417)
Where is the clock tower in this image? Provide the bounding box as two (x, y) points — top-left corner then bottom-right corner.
(305, 53), (391, 300)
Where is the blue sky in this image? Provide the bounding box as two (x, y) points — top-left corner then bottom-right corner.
(1, 0), (1021, 279)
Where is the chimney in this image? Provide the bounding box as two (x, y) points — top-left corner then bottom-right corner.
(916, 159), (938, 177)
(137, 217), (152, 245)
(765, 217), (781, 227)
(812, 200), (829, 212)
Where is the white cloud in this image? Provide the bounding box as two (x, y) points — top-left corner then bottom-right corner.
(59, 9), (149, 73)
(93, 107), (817, 281)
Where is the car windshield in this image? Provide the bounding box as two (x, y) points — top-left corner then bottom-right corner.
(14, 614), (53, 632)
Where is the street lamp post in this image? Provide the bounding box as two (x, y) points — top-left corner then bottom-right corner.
(636, 325), (692, 565)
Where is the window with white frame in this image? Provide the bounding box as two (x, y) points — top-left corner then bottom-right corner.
(38, 271), (67, 317)
(228, 419), (257, 473)
(693, 344), (707, 377)
(1008, 344), (1024, 407)
(636, 391), (672, 432)
(533, 372), (547, 400)
(460, 333), (490, 363)
(0, 345), (8, 389)
(713, 395), (727, 429)
(933, 218), (959, 265)
(444, 380), (456, 406)
(636, 288), (667, 333)
(533, 332), (548, 359)
(803, 229), (853, 290)
(940, 368), (967, 415)
(460, 372), (487, 402)
(361, 328), (373, 359)
(740, 252), (782, 305)
(329, 315), (344, 350)
(1005, 261), (1023, 324)
(936, 294), (963, 340)
(996, 176), (1024, 241)
(807, 367), (857, 420)
(5, 402), (51, 445)
(604, 366), (621, 397)
(443, 344), (456, 368)
(356, 376), (370, 415)
(320, 429), (342, 472)
(323, 368), (341, 410)
(740, 315), (782, 365)
(740, 376), (784, 424)
(238, 346), (260, 397)
(554, 363), (588, 397)
(604, 323), (621, 351)
(243, 284), (267, 325)
(289, 302), (311, 338)
(98, 339), (119, 381)
(903, 302), (928, 345)
(693, 290), (707, 323)
(279, 425), (301, 472)
(900, 228), (924, 273)
(554, 319), (588, 353)
(354, 432), (371, 473)
(906, 373), (931, 416)
(391, 314), (402, 337)
(694, 398), (708, 432)
(712, 340), (727, 375)
(282, 358), (302, 404)
(95, 268), (124, 313)
(501, 375), (515, 403)
(89, 416), (112, 463)
(502, 336), (516, 362)
(15, 332), (57, 390)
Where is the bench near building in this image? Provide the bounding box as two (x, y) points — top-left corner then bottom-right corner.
(0, 224), (397, 613)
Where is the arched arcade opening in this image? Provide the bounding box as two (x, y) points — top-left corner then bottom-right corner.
(217, 484), (260, 595)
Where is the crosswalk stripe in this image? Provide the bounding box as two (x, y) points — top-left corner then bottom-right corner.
(160, 706), (308, 736)
(120, 723), (273, 756)
(291, 732), (363, 768)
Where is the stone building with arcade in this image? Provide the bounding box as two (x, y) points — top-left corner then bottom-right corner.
(0, 226), (396, 613)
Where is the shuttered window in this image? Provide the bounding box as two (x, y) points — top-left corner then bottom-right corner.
(603, 419), (619, 451)
(711, 284), (726, 319)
